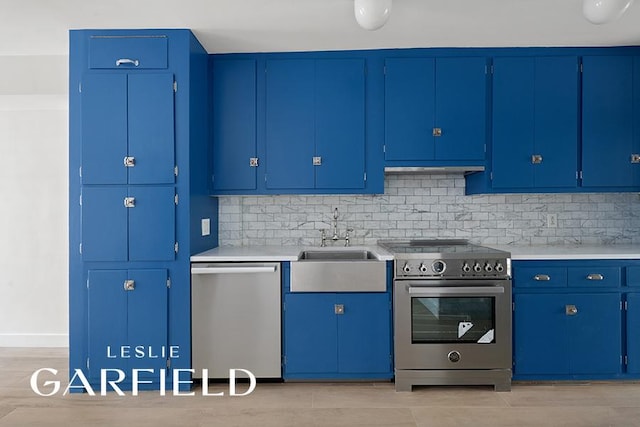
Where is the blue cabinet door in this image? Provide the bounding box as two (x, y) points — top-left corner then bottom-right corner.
(127, 73), (175, 184)
(514, 294), (570, 375)
(384, 58), (435, 161)
(315, 59), (366, 189)
(582, 56), (634, 187)
(81, 74), (128, 185)
(265, 60), (315, 190)
(634, 57), (640, 186)
(81, 186), (175, 262)
(492, 57), (535, 188)
(81, 187), (128, 262)
(568, 293), (621, 374)
(492, 57), (578, 189)
(127, 269), (169, 378)
(627, 293), (640, 373)
(435, 57), (487, 161)
(533, 56), (579, 188)
(212, 59), (257, 191)
(87, 269), (168, 381)
(337, 293), (391, 374)
(284, 293), (338, 375)
(82, 73), (175, 185)
(128, 186), (176, 261)
(87, 270), (128, 380)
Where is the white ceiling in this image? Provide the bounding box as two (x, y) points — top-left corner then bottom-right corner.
(1, 0), (639, 56)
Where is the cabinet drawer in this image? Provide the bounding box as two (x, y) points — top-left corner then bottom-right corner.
(89, 36), (168, 69)
(567, 267), (620, 288)
(514, 267), (567, 287)
(626, 267), (640, 287)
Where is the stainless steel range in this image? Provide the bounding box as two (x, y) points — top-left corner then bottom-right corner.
(378, 239), (512, 392)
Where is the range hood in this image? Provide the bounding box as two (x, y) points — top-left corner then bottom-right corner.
(384, 166), (485, 174)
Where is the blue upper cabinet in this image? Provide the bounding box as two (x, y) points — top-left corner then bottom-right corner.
(582, 56), (636, 188)
(384, 57), (487, 166)
(211, 59), (258, 192)
(265, 59), (316, 190)
(81, 72), (175, 185)
(315, 60), (366, 190)
(491, 56), (579, 190)
(265, 58), (366, 192)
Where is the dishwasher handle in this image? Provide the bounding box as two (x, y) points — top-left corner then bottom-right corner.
(191, 265), (277, 275)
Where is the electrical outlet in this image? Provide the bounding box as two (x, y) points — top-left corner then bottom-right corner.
(201, 218), (211, 236)
(546, 214), (558, 228)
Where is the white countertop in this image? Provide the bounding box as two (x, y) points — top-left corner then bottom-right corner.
(192, 243), (640, 262)
(191, 245), (394, 262)
(493, 244), (640, 260)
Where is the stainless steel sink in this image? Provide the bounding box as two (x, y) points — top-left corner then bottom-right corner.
(298, 250), (378, 261)
(291, 249), (386, 292)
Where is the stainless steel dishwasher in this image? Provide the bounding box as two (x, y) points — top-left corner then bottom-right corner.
(191, 262), (281, 379)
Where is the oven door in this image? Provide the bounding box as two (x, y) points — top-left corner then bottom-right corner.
(394, 279), (512, 370)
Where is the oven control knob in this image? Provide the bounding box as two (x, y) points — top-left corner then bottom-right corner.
(402, 263), (412, 273)
(484, 263), (494, 272)
(448, 351), (461, 363)
(419, 263), (429, 273)
(473, 262), (482, 273)
(495, 262), (505, 273)
(462, 262), (471, 273)
(431, 260), (446, 274)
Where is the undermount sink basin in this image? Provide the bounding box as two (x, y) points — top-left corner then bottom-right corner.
(298, 249), (378, 261)
(291, 248), (386, 292)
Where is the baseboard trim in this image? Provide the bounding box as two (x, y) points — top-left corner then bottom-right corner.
(0, 334), (68, 347)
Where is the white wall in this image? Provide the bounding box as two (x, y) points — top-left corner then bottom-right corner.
(0, 55), (69, 347)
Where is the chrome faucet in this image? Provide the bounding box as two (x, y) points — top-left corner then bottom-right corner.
(319, 208), (353, 247)
(332, 208), (340, 241)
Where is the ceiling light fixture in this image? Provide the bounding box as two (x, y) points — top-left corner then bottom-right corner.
(354, 0), (392, 30)
(583, 0), (635, 24)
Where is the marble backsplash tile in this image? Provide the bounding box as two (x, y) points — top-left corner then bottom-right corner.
(217, 174), (640, 247)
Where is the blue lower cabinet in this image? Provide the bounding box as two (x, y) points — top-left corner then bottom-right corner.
(514, 292), (622, 378)
(627, 293), (640, 374)
(283, 292), (392, 379)
(514, 294), (570, 375)
(87, 269), (168, 384)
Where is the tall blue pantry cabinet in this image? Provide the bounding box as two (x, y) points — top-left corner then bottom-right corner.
(69, 29), (218, 390)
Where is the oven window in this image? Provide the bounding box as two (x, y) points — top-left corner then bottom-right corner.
(411, 297), (496, 344)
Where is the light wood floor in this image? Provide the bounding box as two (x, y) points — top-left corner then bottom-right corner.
(1, 348), (640, 426)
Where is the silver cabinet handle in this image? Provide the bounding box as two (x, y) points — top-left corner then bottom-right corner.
(531, 154), (543, 164)
(123, 280), (135, 291)
(312, 156), (322, 166)
(123, 197), (135, 208)
(115, 58), (139, 67)
(249, 157), (259, 167)
(631, 154), (640, 163)
(123, 156), (135, 167)
(191, 266), (277, 275)
(566, 304), (578, 315)
(433, 128), (442, 137)
(407, 286), (505, 296)
(587, 273), (604, 281)
(334, 304), (344, 315)
(534, 274), (551, 281)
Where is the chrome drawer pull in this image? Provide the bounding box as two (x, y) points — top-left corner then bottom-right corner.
(586, 273), (604, 281)
(334, 304), (344, 315)
(123, 280), (135, 291)
(531, 154), (543, 164)
(565, 304), (578, 316)
(534, 274), (551, 281)
(115, 58), (140, 67)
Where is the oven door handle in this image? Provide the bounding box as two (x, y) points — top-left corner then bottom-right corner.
(407, 286), (505, 296)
